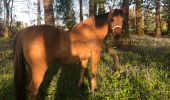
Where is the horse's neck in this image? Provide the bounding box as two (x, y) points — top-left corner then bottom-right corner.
(71, 16), (109, 41)
(95, 23), (109, 40)
(92, 17), (109, 40)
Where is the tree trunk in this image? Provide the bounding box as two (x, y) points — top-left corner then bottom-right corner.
(37, 0), (41, 25)
(9, 0), (13, 28)
(3, 0), (11, 38)
(65, 0), (76, 29)
(98, 0), (105, 15)
(79, 0), (83, 22)
(89, 0), (96, 17)
(155, 0), (161, 37)
(0, 0), (2, 14)
(43, 0), (54, 25)
(168, 15), (170, 34)
(136, 0), (144, 36)
(122, 0), (129, 38)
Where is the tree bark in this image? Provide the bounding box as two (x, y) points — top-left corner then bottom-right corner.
(136, 0), (144, 36)
(3, 0), (11, 38)
(98, 0), (105, 15)
(9, 0), (13, 28)
(37, 0), (41, 25)
(89, 0), (96, 17)
(0, 0), (2, 14)
(79, 0), (83, 22)
(168, 16), (170, 34)
(122, 0), (129, 38)
(43, 0), (54, 25)
(155, 0), (161, 37)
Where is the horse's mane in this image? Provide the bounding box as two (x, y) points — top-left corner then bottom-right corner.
(94, 13), (109, 28)
(72, 9), (123, 31)
(72, 13), (109, 31)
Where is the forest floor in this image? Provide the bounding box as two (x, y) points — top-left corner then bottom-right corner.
(0, 35), (170, 100)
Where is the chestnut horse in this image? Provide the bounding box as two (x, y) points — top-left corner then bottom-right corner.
(14, 8), (124, 100)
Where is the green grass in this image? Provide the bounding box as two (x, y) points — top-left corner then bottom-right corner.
(0, 36), (170, 100)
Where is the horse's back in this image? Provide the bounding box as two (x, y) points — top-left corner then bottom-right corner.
(18, 25), (63, 65)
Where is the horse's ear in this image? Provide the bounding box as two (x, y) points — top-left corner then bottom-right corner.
(108, 6), (113, 20)
(121, 7), (126, 13)
(109, 6), (113, 13)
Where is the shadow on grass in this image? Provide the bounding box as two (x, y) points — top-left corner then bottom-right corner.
(38, 63), (91, 100)
(117, 41), (170, 71)
(0, 75), (14, 100)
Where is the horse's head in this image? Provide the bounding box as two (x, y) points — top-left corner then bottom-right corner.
(108, 7), (125, 38)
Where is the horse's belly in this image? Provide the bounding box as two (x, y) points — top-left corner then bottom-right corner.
(55, 43), (91, 64)
(71, 43), (91, 61)
(56, 56), (80, 64)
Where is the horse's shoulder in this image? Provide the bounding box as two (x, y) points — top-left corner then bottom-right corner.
(74, 17), (93, 28)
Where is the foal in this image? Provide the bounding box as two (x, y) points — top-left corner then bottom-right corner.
(14, 8), (124, 100)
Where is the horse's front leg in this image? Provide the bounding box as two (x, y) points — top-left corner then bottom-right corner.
(108, 47), (121, 71)
(78, 59), (89, 88)
(91, 51), (100, 93)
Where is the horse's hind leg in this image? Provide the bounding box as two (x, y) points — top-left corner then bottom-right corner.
(78, 59), (89, 88)
(28, 64), (47, 100)
(90, 51), (100, 93)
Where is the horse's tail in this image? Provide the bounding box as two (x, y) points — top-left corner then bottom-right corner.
(13, 32), (27, 100)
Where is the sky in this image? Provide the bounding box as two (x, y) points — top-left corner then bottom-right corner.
(12, 0), (123, 26)
(13, 0), (38, 26)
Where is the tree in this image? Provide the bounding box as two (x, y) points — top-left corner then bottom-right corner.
(162, 0), (170, 34)
(3, 0), (13, 38)
(98, 0), (105, 15)
(136, 0), (144, 36)
(155, 0), (161, 37)
(55, 0), (76, 29)
(79, 0), (83, 22)
(37, 0), (41, 25)
(9, 0), (13, 28)
(143, 0), (155, 34)
(89, 0), (96, 16)
(0, 0), (3, 21)
(168, 16), (170, 34)
(122, 0), (129, 38)
(43, 0), (54, 25)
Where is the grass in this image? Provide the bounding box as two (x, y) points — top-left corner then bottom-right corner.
(0, 35), (170, 100)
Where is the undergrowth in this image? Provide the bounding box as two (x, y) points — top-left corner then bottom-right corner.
(0, 36), (169, 100)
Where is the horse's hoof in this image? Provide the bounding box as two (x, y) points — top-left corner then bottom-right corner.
(113, 65), (121, 72)
(91, 88), (97, 94)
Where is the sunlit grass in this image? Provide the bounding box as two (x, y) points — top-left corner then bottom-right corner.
(0, 35), (169, 99)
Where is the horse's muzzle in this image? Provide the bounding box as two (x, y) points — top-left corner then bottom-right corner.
(112, 27), (122, 38)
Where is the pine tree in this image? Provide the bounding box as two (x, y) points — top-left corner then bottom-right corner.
(79, 0), (83, 22)
(43, 0), (54, 25)
(155, 0), (161, 37)
(136, 0), (145, 36)
(37, 0), (41, 25)
(89, 0), (96, 16)
(98, 0), (105, 15)
(55, 0), (76, 29)
(122, 0), (129, 38)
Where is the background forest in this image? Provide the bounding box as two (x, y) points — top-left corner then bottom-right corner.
(0, 0), (170, 99)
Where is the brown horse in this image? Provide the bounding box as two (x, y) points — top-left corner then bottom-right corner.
(14, 8), (124, 100)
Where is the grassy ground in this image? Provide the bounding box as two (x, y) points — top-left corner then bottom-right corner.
(0, 35), (170, 100)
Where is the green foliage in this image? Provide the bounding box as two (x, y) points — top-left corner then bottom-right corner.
(0, 39), (13, 100)
(143, 11), (156, 33)
(0, 36), (170, 99)
(54, 0), (76, 29)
